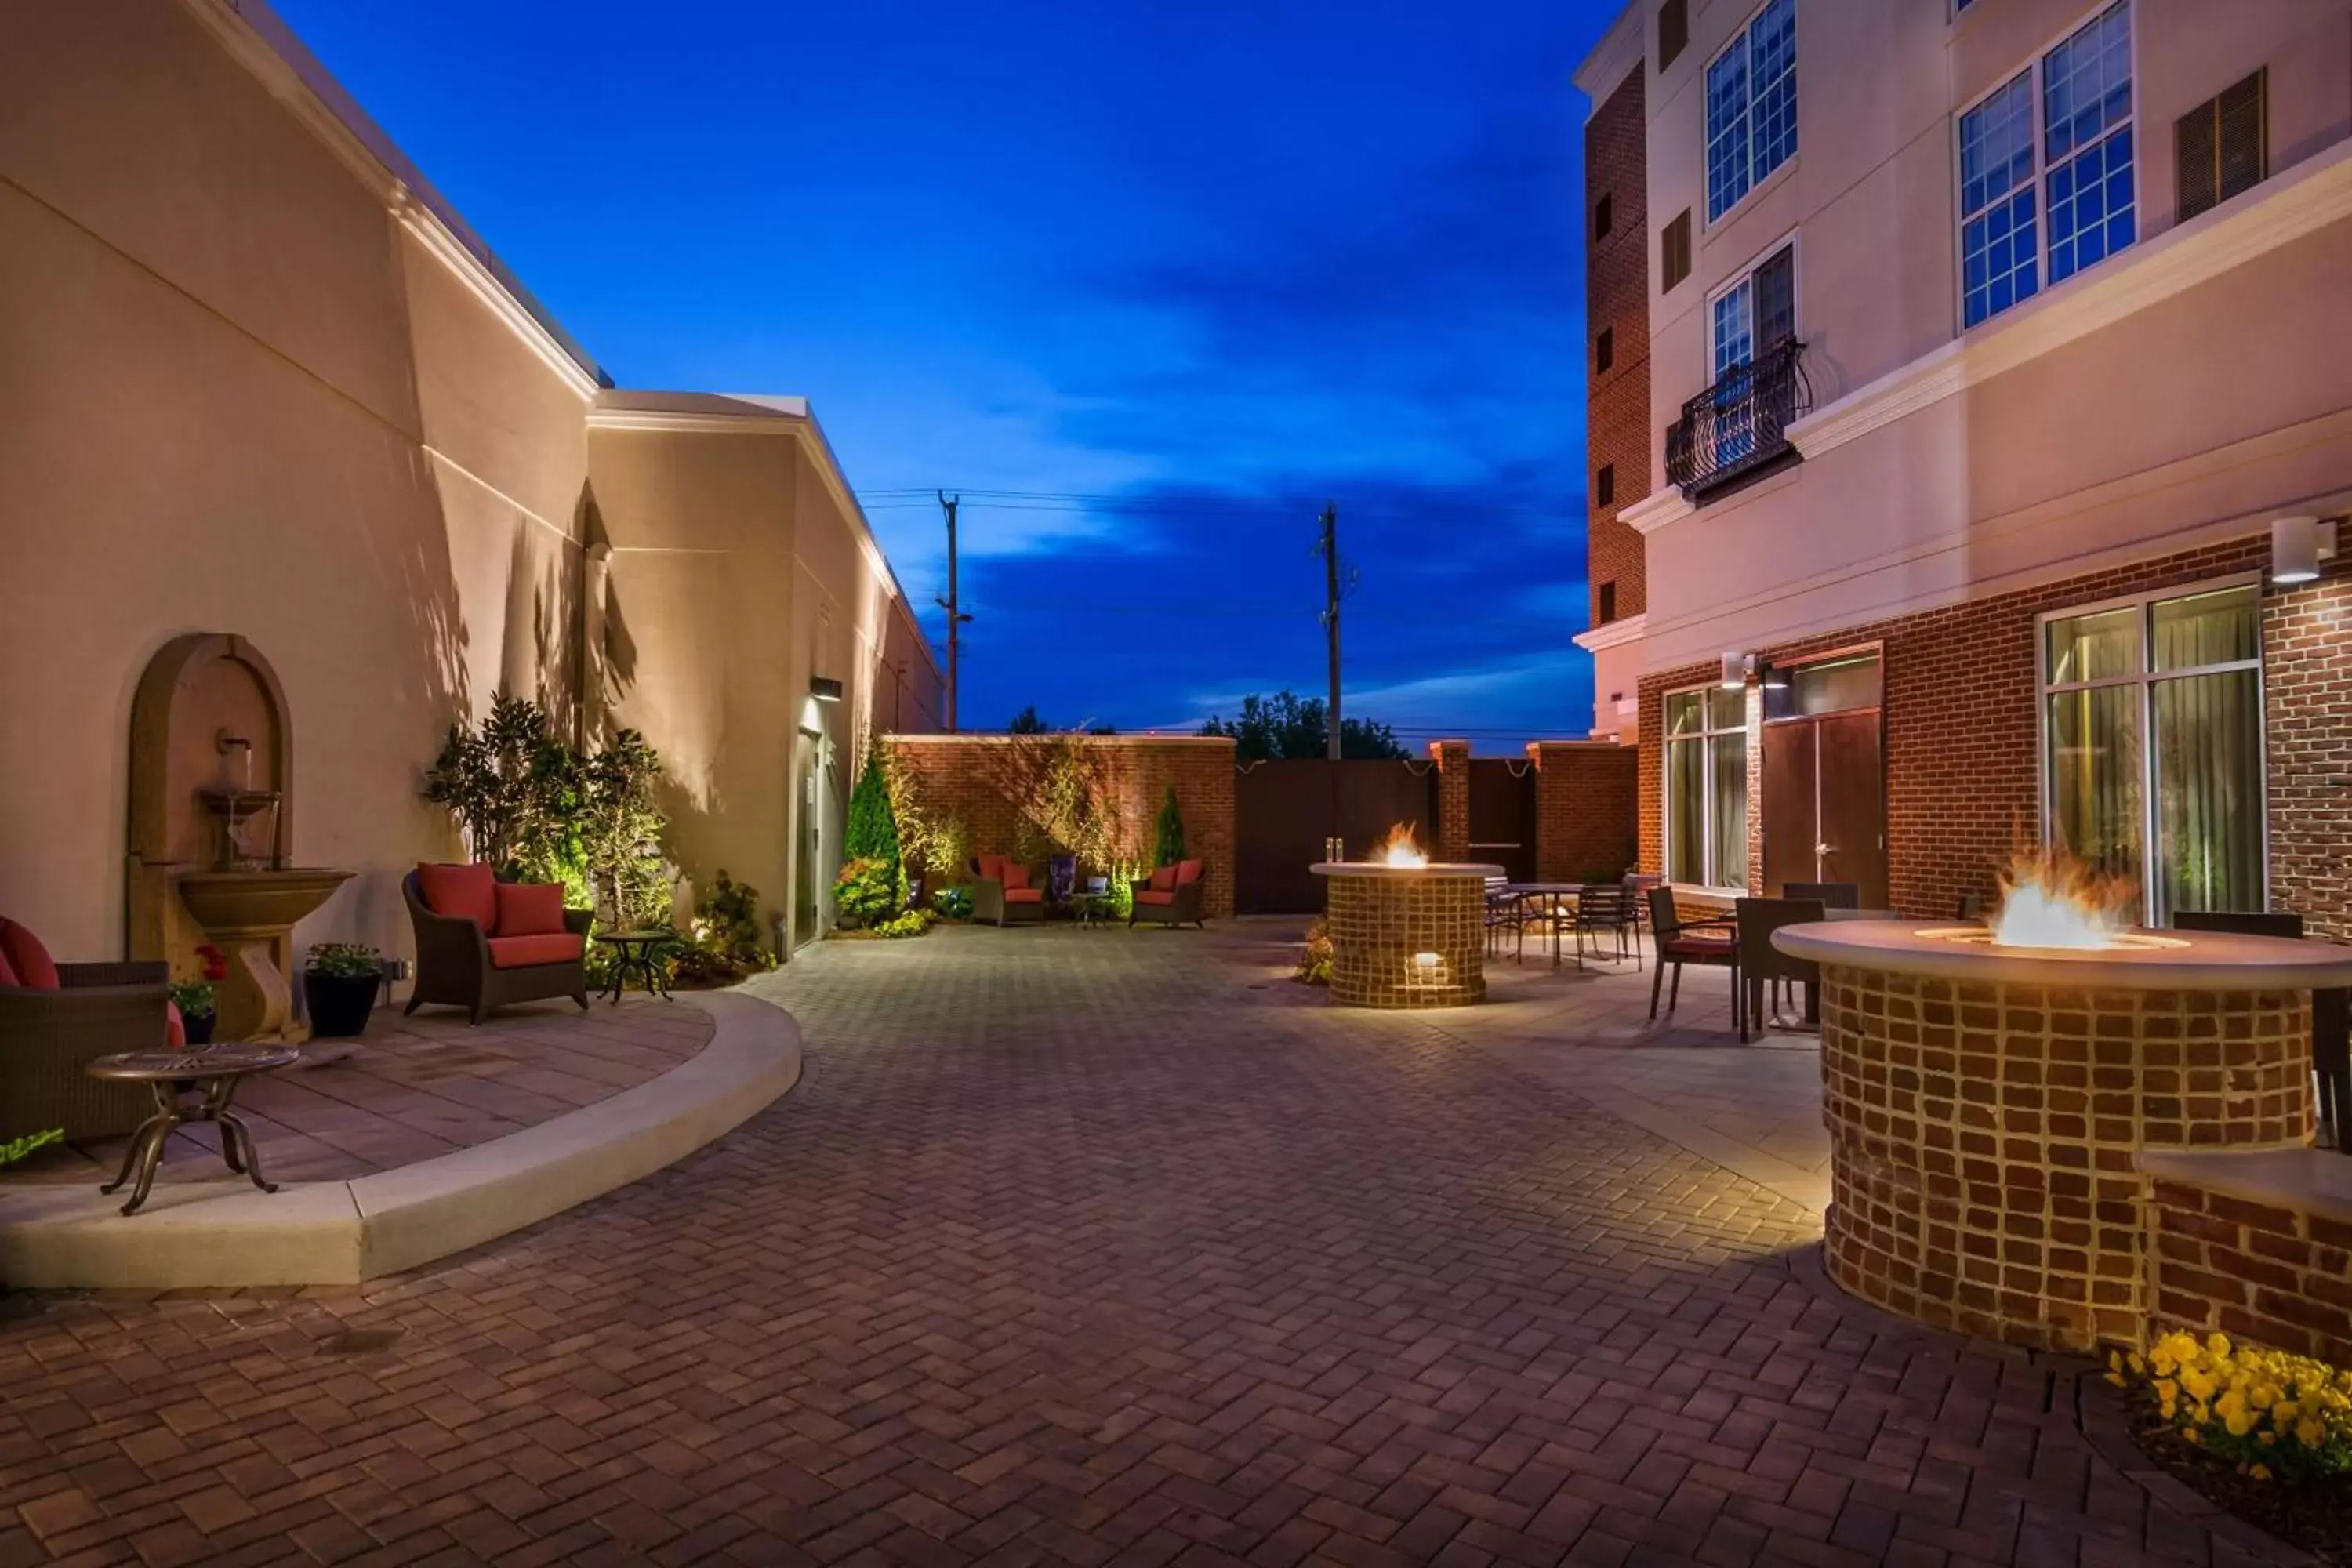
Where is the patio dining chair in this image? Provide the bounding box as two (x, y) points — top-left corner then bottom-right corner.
(2175, 909), (2348, 1152)
(1784, 882), (1859, 909)
(1646, 887), (1735, 1024)
(1734, 897), (1825, 1044)
(1573, 883), (1640, 970)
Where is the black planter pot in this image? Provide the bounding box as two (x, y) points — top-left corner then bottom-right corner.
(303, 970), (382, 1039)
(183, 1011), (216, 1046)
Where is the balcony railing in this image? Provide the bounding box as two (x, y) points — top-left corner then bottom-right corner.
(1664, 337), (1813, 504)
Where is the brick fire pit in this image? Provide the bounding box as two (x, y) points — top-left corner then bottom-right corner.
(1774, 919), (2352, 1352)
(1312, 861), (1503, 1009)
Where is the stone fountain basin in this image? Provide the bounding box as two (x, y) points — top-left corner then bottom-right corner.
(176, 868), (354, 934)
(1773, 918), (2352, 990)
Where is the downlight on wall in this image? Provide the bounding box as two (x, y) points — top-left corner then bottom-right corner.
(2270, 515), (2338, 585)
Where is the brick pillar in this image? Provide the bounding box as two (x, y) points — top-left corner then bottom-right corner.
(1526, 740), (1638, 881)
(1429, 740), (1471, 863)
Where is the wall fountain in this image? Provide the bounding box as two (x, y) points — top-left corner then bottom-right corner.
(127, 633), (353, 1044)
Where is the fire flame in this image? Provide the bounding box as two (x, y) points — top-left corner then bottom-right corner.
(1374, 822), (1428, 869)
(1988, 847), (2136, 950)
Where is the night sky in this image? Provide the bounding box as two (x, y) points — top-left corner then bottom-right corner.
(275, 0), (1621, 750)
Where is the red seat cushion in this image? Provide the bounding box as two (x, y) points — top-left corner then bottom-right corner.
(0, 919), (59, 990)
(1001, 863), (1031, 891)
(1175, 859), (1203, 887)
(165, 1000), (187, 1048)
(495, 881), (568, 938)
(1662, 936), (1733, 960)
(975, 854), (1004, 884)
(1148, 866), (1178, 893)
(1003, 887), (1045, 904)
(417, 862), (497, 930)
(486, 933), (586, 969)
(1134, 891), (1177, 906)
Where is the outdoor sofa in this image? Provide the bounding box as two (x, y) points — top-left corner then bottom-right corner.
(403, 864), (590, 1024)
(0, 916), (172, 1141)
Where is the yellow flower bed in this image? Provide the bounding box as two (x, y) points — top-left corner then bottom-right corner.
(2110, 1331), (2352, 1485)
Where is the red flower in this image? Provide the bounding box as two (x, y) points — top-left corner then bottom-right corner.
(196, 944), (227, 982)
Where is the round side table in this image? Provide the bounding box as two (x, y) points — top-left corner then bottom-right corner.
(594, 931), (677, 1004)
(84, 1044), (299, 1216)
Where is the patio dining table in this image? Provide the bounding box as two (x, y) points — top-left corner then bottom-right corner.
(1500, 883), (1588, 970)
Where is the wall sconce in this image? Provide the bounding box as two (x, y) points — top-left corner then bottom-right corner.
(2270, 515), (2337, 585)
(810, 676), (844, 703)
(1719, 652), (1747, 689)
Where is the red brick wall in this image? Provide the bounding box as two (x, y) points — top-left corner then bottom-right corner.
(2264, 557), (2352, 941)
(1428, 741), (1471, 862)
(1527, 742), (1637, 881)
(2150, 1177), (2352, 1367)
(887, 735), (1236, 919)
(1639, 535), (2281, 917)
(1584, 67), (1650, 629)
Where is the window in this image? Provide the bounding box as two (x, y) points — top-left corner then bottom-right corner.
(2040, 580), (2264, 924)
(1659, 0), (1688, 71)
(1958, 1), (2135, 328)
(1705, 0), (1798, 222)
(1599, 581), (1618, 624)
(2176, 70), (2266, 222)
(1665, 685), (1748, 889)
(1705, 239), (1795, 464)
(1662, 209), (1693, 291)
(1594, 192), (1614, 242)
(1595, 327), (1615, 373)
(1596, 463), (1616, 507)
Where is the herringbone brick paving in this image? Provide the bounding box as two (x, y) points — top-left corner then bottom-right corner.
(0, 924), (2298, 1565)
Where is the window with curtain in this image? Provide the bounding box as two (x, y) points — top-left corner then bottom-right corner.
(2041, 582), (2264, 923)
(1705, 0), (1798, 222)
(1665, 686), (1749, 889)
(1957, 1), (2136, 328)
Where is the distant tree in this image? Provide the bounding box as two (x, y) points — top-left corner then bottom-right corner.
(1197, 690), (1407, 761)
(1007, 705), (1049, 734)
(1087, 721), (1119, 735)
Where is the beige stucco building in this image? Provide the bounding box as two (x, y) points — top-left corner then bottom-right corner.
(0, 0), (941, 978)
(1574, 0), (2352, 931)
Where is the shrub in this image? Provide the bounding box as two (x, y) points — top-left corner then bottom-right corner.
(833, 858), (896, 931)
(1152, 786), (1187, 868)
(672, 870), (776, 984)
(932, 884), (974, 921)
(2111, 1330), (2352, 1485)
(1295, 920), (1333, 985)
(846, 748), (904, 903)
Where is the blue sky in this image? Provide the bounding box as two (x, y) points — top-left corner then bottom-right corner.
(276, 0), (1620, 748)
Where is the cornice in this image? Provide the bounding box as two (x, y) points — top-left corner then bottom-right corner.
(1572, 612), (1648, 653)
(1621, 487), (1694, 536)
(1572, 4), (1644, 109)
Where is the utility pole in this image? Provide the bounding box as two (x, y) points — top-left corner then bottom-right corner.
(1318, 502), (1341, 761)
(936, 492), (973, 732)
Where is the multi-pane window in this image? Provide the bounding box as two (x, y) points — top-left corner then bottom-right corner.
(1706, 241), (1795, 464)
(1666, 686), (1748, 889)
(2041, 581), (2265, 924)
(1705, 0), (1798, 223)
(1958, 1), (2136, 328)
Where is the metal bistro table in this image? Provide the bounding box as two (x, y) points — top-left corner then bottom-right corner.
(84, 1043), (299, 1215)
(1503, 883), (1589, 970)
(1063, 888), (1112, 928)
(594, 929), (677, 1004)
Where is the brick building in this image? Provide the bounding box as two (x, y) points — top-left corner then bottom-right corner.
(1575, 0), (2352, 933)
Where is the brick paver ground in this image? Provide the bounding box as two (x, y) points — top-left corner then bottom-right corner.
(0, 923), (2294, 1566)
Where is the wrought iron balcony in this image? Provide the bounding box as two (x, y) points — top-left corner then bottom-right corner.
(1664, 337), (1813, 504)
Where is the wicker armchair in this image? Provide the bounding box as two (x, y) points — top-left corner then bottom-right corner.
(1129, 859), (1207, 928)
(0, 961), (172, 1141)
(402, 871), (590, 1024)
(969, 855), (1046, 927)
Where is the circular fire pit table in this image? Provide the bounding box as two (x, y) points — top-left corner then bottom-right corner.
(84, 1043), (299, 1215)
(1311, 861), (1505, 1008)
(1773, 919), (2352, 1351)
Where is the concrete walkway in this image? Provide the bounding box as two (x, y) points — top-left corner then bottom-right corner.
(0, 922), (2293, 1566)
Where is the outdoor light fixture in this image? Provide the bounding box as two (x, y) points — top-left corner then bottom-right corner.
(1719, 652), (1747, 689)
(2270, 515), (2336, 585)
(1758, 658), (1788, 690)
(809, 676), (844, 703)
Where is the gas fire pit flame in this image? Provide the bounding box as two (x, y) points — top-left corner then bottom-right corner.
(1374, 823), (1428, 869)
(1989, 848), (2134, 950)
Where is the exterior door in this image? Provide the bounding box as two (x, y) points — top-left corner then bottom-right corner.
(1760, 723), (1817, 897)
(793, 736), (821, 946)
(1761, 710), (1886, 909)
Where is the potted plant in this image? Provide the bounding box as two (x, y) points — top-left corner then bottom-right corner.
(303, 942), (383, 1039)
(168, 978), (217, 1044)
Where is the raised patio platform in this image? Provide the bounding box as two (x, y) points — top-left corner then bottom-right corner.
(0, 989), (800, 1289)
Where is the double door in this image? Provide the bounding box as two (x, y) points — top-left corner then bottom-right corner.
(1762, 710), (1886, 909)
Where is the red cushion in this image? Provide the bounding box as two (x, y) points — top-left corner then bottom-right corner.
(165, 1000), (187, 1048)
(495, 881), (568, 938)
(1001, 863), (1030, 891)
(0, 941), (16, 989)
(1134, 891), (1177, 906)
(417, 862), (497, 929)
(1663, 936), (1733, 960)
(1149, 866), (1178, 892)
(1004, 887), (1045, 904)
(976, 854), (1004, 884)
(486, 933), (586, 970)
(1175, 859), (1203, 887)
(0, 919), (59, 990)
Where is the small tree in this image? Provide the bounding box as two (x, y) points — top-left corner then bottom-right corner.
(1152, 786), (1187, 868)
(845, 748), (903, 905)
(1007, 705), (1049, 733)
(578, 728), (669, 928)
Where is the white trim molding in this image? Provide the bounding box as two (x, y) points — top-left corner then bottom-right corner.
(1573, 4), (1645, 107)
(1791, 136), (2352, 463)
(396, 196), (599, 401)
(1621, 486), (1695, 535)
(1573, 612), (1648, 654)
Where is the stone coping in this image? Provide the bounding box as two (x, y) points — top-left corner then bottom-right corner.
(0, 991), (801, 1290)
(1309, 862), (1506, 879)
(1774, 918), (2352, 990)
(2139, 1147), (2352, 1225)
